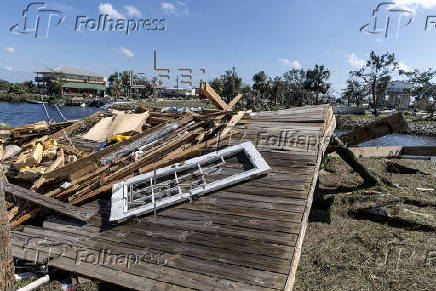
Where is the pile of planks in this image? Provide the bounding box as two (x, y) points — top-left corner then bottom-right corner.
(1, 106), (246, 228)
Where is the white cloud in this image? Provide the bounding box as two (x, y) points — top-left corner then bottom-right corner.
(278, 58), (302, 69)
(117, 47), (135, 58)
(393, 0), (436, 10)
(98, 3), (124, 19)
(124, 5), (142, 17)
(398, 61), (413, 72)
(161, 2), (189, 16)
(4, 47), (15, 53)
(3, 66), (13, 72)
(346, 53), (366, 68)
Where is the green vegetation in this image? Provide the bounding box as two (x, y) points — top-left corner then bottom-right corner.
(337, 113), (436, 125)
(209, 65), (333, 111)
(0, 93), (62, 104)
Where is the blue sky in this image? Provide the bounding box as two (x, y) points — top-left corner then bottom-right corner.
(2, 0), (436, 94)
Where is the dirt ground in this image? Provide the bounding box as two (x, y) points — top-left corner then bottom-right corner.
(294, 157), (436, 291)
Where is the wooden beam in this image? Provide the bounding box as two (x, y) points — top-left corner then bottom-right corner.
(225, 94), (244, 111)
(339, 112), (408, 147)
(401, 146), (436, 157)
(329, 135), (379, 185)
(50, 112), (102, 139)
(44, 114), (193, 182)
(31, 149), (65, 191)
(0, 166), (15, 290)
(220, 111), (245, 139)
(197, 83), (228, 110)
(5, 183), (96, 222)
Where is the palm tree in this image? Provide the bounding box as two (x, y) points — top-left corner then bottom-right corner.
(305, 65), (331, 105)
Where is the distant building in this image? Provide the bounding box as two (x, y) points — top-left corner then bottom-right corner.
(35, 66), (106, 97)
(386, 81), (413, 109)
(157, 87), (196, 99)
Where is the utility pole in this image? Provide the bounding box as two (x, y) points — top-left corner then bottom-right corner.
(0, 164), (15, 290)
(176, 75), (179, 92)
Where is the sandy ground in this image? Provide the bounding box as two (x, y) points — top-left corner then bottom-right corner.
(294, 157), (436, 291)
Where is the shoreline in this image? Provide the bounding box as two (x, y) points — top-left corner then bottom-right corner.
(336, 115), (436, 137)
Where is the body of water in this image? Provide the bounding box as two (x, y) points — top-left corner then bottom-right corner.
(335, 130), (436, 147)
(0, 102), (435, 147)
(0, 101), (101, 128)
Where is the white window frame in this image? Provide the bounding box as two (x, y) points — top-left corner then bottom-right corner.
(110, 141), (270, 222)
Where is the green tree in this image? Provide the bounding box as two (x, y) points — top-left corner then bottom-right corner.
(352, 51), (398, 116)
(209, 67), (243, 103)
(305, 64), (331, 105)
(221, 67), (242, 102)
(270, 76), (286, 106)
(342, 79), (368, 106)
(282, 69), (311, 107)
(20, 81), (34, 93)
(0, 80), (11, 91)
(252, 71), (271, 103)
(108, 71), (131, 97)
(209, 77), (224, 96)
(8, 84), (25, 95)
(401, 68), (436, 118)
(46, 80), (63, 96)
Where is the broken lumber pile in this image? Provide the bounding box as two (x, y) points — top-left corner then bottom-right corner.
(196, 82), (244, 111)
(1, 107), (246, 227)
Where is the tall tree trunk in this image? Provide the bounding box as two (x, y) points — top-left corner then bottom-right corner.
(0, 165), (15, 291)
(372, 83), (379, 117)
(431, 99), (435, 119)
(316, 89), (319, 105)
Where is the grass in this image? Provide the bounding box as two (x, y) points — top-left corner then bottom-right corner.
(294, 157), (436, 291)
(337, 113), (436, 125)
(0, 94), (63, 104)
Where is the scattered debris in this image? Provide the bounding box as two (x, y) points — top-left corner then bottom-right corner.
(16, 274), (50, 291)
(2, 145), (21, 161)
(416, 188), (434, 192)
(5, 183), (96, 222)
(385, 160), (428, 175)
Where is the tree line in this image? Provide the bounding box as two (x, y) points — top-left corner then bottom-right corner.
(208, 65), (332, 111)
(1, 50), (435, 117)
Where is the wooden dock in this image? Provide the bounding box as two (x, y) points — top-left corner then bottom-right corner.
(11, 105), (336, 290)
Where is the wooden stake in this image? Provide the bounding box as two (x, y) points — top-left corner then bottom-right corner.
(329, 135), (379, 186)
(0, 165), (15, 290)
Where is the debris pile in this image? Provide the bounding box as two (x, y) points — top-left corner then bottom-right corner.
(1, 98), (248, 228)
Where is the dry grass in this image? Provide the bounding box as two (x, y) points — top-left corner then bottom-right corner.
(295, 157), (436, 291)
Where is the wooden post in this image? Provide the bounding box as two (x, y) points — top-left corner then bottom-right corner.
(340, 112), (408, 147)
(0, 165), (15, 290)
(329, 135), (380, 186)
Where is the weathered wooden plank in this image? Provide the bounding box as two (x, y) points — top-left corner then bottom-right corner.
(30, 224), (285, 288)
(35, 223), (291, 276)
(179, 202), (303, 223)
(5, 183), (96, 222)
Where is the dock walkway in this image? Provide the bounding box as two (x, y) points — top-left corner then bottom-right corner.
(12, 105), (336, 290)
